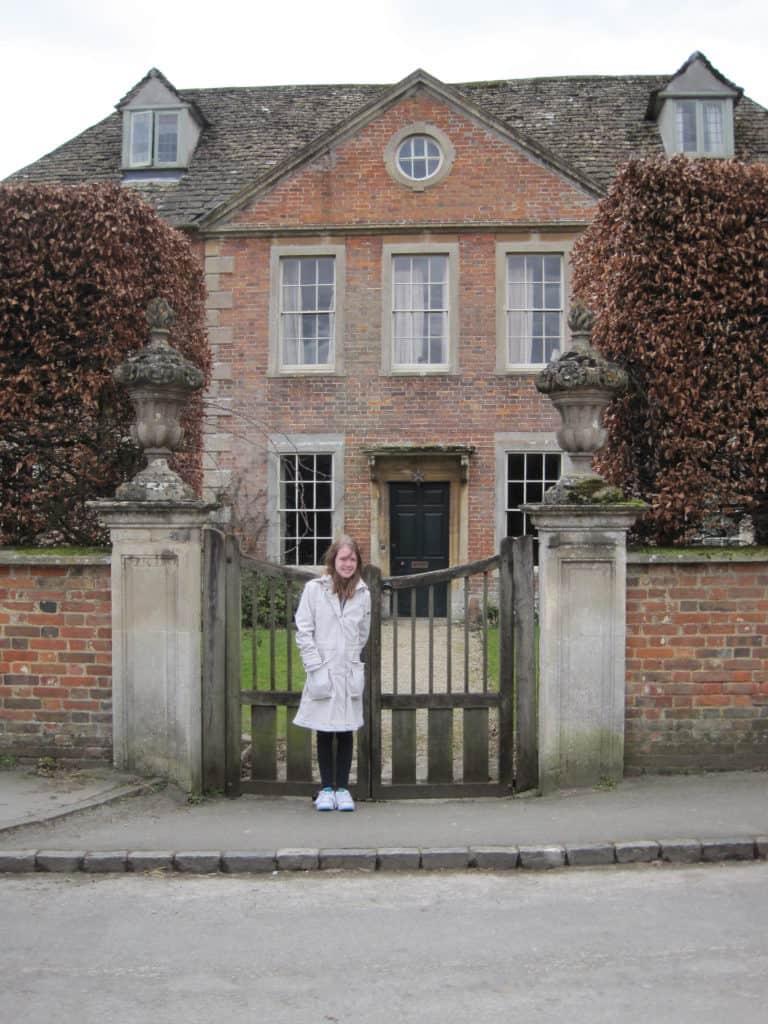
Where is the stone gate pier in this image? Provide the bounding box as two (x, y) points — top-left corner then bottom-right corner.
(527, 305), (645, 792)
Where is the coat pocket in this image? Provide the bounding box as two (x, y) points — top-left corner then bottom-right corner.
(348, 662), (365, 698)
(304, 665), (332, 700)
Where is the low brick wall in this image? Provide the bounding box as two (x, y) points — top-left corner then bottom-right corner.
(0, 552), (112, 765)
(3, 546), (768, 775)
(626, 551), (768, 773)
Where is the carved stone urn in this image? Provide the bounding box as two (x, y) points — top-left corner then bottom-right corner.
(536, 304), (628, 503)
(112, 298), (205, 502)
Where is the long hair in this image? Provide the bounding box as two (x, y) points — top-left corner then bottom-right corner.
(323, 535), (363, 600)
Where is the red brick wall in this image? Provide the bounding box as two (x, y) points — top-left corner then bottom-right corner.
(0, 555), (112, 765)
(220, 232), (563, 564)
(625, 554), (768, 772)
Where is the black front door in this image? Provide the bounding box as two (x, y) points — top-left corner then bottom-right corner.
(390, 482), (449, 616)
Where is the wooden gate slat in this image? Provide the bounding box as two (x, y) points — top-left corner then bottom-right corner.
(513, 534), (537, 792)
(286, 713), (312, 781)
(202, 528), (226, 793)
(224, 533), (242, 797)
(427, 708), (453, 784)
(391, 708), (417, 784)
(250, 705), (277, 780)
(463, 707), (489, 783)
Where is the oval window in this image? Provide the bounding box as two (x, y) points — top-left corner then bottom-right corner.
(396, 135), (443, 181)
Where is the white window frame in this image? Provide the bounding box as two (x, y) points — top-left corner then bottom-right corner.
(128, 109), (180, 167)
(383, 123), (456, 191)
(494, 433), (561, 550)
(268, 245), (346, 376)
(266, 435), (345, 566)
(382, 242), (459, 374)
(496, 241), (571, 373)
(674, 99), (728, 156)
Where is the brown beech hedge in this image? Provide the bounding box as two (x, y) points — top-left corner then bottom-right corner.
(0, 183), (209, 546)
(572, 157), (768, 545)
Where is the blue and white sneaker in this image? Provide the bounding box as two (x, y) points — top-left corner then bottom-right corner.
(314, 787), (336, 811)
(335, 788), (355, 812)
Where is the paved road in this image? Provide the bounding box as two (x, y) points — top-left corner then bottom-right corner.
(2, 862), (767, 1023)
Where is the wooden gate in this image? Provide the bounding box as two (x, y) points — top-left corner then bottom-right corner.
(202, 531), (536, 798)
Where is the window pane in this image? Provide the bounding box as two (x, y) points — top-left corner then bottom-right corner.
(156, 112), (179, 163)
(279, 453), (334, 565)
(507, 510), (524, 537)
(280, 257), (335, 366)
(130, 111), (153, 165)
(505, 254), (562, 365)
(703, 103), (724, 152)
(507, 453), (525, 479)
(505, 450), (562, 559)
(316, 258), (334, 285)
(282, 260), (300, 286)
(392, 254), (449, 366)
(676, 101), (697, 153)
(508, 482), (525, 507)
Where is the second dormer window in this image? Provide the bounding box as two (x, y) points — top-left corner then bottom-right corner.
(675, 100), (726, 155)
(129, 110), (180, 167)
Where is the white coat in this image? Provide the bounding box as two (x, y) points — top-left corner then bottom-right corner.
(292, 574), (371, 733)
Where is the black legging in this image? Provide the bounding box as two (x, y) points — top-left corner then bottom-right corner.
(317, 731), (354, 789)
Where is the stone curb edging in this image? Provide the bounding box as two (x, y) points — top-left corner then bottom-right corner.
(1, 837), (766, 874)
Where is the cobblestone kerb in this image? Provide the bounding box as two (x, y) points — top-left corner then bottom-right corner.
(1, 838), (766, 874)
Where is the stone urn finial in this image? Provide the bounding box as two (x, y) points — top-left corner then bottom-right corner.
(535, 303), (628, 502)
(112, 299), (205, 502)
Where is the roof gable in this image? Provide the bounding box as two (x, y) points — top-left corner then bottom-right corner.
(117, 68), (208, 128)
(646, 51), (743, 120)
(199, 68), (603, 229)
(206, 82), (599, 233)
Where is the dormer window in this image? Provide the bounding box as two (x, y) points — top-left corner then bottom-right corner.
(647, 52), (741, 160)
(119, 68), (205, 175)
(129, 110), (180, 167)
(674, 99), (726, 156)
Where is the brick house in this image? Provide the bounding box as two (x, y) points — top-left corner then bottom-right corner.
(8, 52), (768, 579)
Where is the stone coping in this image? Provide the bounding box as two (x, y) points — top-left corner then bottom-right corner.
(627, 547), (768, 565)
(2, 546), (767, 569)
(0, 549), (111, 566)
(1, 837), (765, 874)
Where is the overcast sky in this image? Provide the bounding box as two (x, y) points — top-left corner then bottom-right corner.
(3, 0), (768, 181)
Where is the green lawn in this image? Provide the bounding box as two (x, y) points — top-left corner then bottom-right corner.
(240, 624), (501, 692)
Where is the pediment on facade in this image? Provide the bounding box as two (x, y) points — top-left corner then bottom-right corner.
(199, 70), (602, 231)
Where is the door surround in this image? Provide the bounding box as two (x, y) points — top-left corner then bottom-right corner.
(363, 445), (473, 576)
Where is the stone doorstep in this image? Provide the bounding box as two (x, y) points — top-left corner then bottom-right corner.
(0, 840), (764, 874)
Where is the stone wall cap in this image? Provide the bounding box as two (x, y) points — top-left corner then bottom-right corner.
(524, 502), (647, 518)
(0, 549), (111, 566)
(628, 547), (768, 564)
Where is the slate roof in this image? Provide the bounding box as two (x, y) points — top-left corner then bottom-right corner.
(6, 66), (768, 229)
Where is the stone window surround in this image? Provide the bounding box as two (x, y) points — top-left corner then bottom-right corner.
(268, 244), (347, 376)
(495, 238), (573, 374)
(383, 122), (456, 191)
(381, 241), (460, 375)
(265, 434), (345, 566)
(494, 432), (561, 548)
